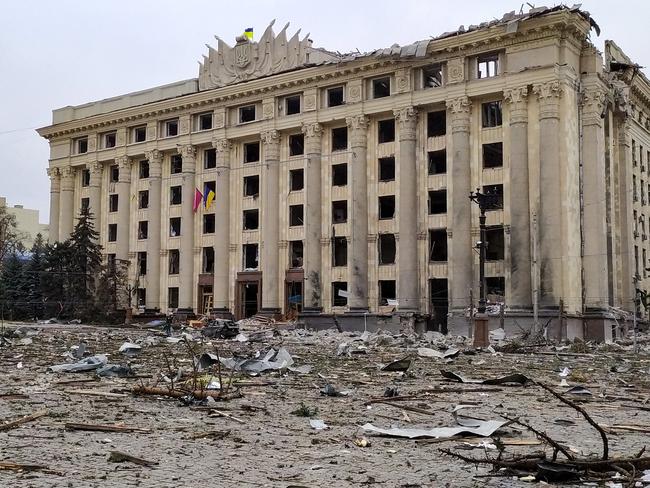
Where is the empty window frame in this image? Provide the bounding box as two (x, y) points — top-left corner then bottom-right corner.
(169, 217), (181, 237)
(378, 234), (396, 265)
(429, 229), (448, 261)
(203, 214), (215, 234)
(103, 132), (116, 149)
(378, 280), (397, 306)
(289, 134), (304, 156)
(138, 220), (148, 240)
(170, 155), (183, 174)
(289, 204), (304, 226)
(137, 288), (146, 307)
(378, 195), (396, 220)
(422, 63), (443, 88)
(81, 169), (90, 187)
(427, 111), (446, 137)
(485, 226), (505, 261)
(239, 105), (256, 123)
(107, 223), (117, 242)
(132, 126), (147, 143)
(285, 95), (301, 115)
(477, 52), (499, 79)
(202, 246), (215, 273)
(327, 86), (344, 107)
(138, 190), (149, 209)
(483, 184), (504, 210)
(485, 276), (505, 298)
(483, 142), (503, 168)
(289, 168), (304, 191)
(204, 148), (217, 169)
(332, 236), (348, 267)
(331, 127), (348, 151)
(244, 142), (260, 163)
(243, 209), (259, 230)
(378, 119), (395, 143)
(428, 190), (447, 214)
(197, 112), (213, 131)
(428, 150), (447, 175)
(482, 101), (503, 128)
(372, 77), (391, 98)
(164, 119), (179, 137)
(108, 194), (118, 213)
(170, 186), (182, 205)
(139, 160), (150, 179)
(243, 175), (260, 196)
(168, 250), (180, 274)
(243, 243), (259, 269)
(106, 254), (116, 272)
(80, 197), (89, 211)
(168, 287), (179, 308)
(332, 281), (348, 306)
(332, 163), (347, 186)
(110, 165), (119, 182)
(137, 251), (147, 276)
(332, 200), (348, 223)
(74, 137), (88, 154)
(378, 157), (395, 182)
(289, 240), (304, 268)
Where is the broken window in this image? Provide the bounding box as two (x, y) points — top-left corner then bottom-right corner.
(332, 281), (348, 306)
(289, 240), (303, 268)
(422, 64), (443, 88)
(243, 175), (259, 197)
(168, 287), (179, 308)
(379, 280), (397, 306)
(137, 288), (146, 308)
(198, 112), (213, 131)
(104, 132), (116, 148)
(243, 243), (259, 270)
(139, 160), (149, 179)
(132, 126), (146, 143)
(645, 249), (648, 279)
(204, 149), (217, 169)
(165, 119), (179, 137)
(332, 200), (347, 223)
(239, 105), (256, 123)
(483, 184), (504, 210)
(170, 155), (183, 174)
(243, 209), (259, 230)
(427, 110), (446, 137)
(485, 226), (505, 261)
(483, 142), (503, 168)
(327, 86), (344, 107)
(138, 190), (149, 209)
(289, 169), (304, 191)
(110, 165), (119, 182)
(372, 77), (391, 98)
(332, 236), (347, 267)
(137, 251), (147, 276)
(428, 190), (447, 214)
(108, 194), (118, 213)
(378, 234), (396, 265)
(485, 277), (505, 298)
(289, 204), (304, 226)
(202, 247), (215, 273)
(80, 197), (89, 211)
(285, 95), (301, 115)
(477, 52), (499, 79)
(428, 150), (446, 175)
(378, 119), (395, 143)
(429, 229), (448, 261)
(107, 223), (117, 242)
(138, 220), (148, 240)
(332, 127), (348, 152)
(74, 137), (88, 154)
(168, 249), (180, 274)
(203, 214), (215, 234)
(378, 157), (395, 182)
(170, 186), (182, 205)
(169, 217), (181, 237)
(482, 101), (503, 128)
(378, 195), (396, 220)
(289, 134), (304, 156)
(81, 169), (90, 187)
(244, 142), (260, 163)
(332, 163), (347, 186)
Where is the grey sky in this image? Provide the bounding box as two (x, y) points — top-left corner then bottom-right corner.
(0, 0), (647, 222)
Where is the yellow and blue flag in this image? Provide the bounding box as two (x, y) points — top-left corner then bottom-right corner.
(244, 28), (253, 41)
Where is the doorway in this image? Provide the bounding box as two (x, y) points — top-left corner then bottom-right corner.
(235, 271), (262, 320)
(429, 278), (449, 333)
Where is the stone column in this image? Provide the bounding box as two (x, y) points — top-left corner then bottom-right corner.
(145, 150), (162, 311)
(582, 87), (610, 310)
(261, 130), (281, 315)
(115, 156), (132, 263)
(47, 168), (60, 242)
(446, 97), (473, 313)
(59, 166), (75, 241)
(346, 115), (370, 311)
(395, 106), (419, 312)
(617, 117), (635, 308)
(212, 139), (232, 315)
(504, 87), (532, 310)
(88, 161), (102, 234)
(533, 81), (563, 308)
(302, 122), (323, 312)
(179, 145), (197, 310)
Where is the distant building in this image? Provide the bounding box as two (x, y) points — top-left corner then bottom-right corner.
(0, 197), (49, 250)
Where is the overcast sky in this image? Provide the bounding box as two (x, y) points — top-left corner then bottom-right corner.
(0, 0), (647, 222)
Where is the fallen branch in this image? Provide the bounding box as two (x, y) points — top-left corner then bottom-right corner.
(65, 422), (151, 434)
(0, 461), (54, 473)
(208, 409), (245, 424)
(132, 385), (241, 401)
(0, 409), (48, 432)
(108, 451), (157, 466)
(499, 413), (574, 461)
(64, 389), (127, 398)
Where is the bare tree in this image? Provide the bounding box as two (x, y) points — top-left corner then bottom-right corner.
(0, 205), (24, 267)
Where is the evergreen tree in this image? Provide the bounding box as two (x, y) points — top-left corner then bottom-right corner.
(24, 234), (46, 320)
(41, 241), (72, 319)
(0, 251), (26, 320)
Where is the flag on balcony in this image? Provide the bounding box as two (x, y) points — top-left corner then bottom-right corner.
(193, 188), (203, 212)
(204, 186), (216, 210)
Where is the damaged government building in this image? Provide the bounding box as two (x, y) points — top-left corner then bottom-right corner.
(38, 6), (650, 339)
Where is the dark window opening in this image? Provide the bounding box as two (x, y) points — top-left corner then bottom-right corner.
(171, 155), (183, 174)
(168, 287), (179, 308)
(107, 254), (116, 272)
(199, 113), (213, 131)
(165, 119), (179, 137)
(104, 132), (116, 148)
(332, 281), (348, 306)
(81, 169), (90, 187)
(204, 149), (217, 169)
(76, 138), (88, 154)
(331, 127), (348, 152)
(332, 163), (347, 186)
(243, 175), (259, 197)
(137, 288), (146, 308)
(204, 180), (216, 197)
(137, 252), (147, 276)
(203, 247), (215, 273)
(110, 165), (119, 183)
(428, 150), (447, 175)
(429, 229), (448, 261)
(422, 64), (443, 88)
(482, 101), (503, 128)
(289, 204), (304, 226)
(327, 86), (344, 107)
(239, 105), (256, 123)
(138, 190), (149, 209)
(168, 250), (180, 274)
(378, 234), (396, 265)
(289, 134), (304, 156)
(477, 53), (499, 79)
(427, 111), (446, 137)
(289, 169), (304, 191)
(133, 126), (146, 143)
(243, 209), (259, 230)
(332, 236), (347, 267)
(139, 160), (149, 179)
(378, 195), (396, 220)
(378, 157), (395, 182)
(378, 119), (395, 143)
(289, 240), (303, 268)
(285, 95), (301, 115)
(170, 186), (182, 205)
(486, 277), (505, 299)
(108, 224), (117, 242)
(243, 243), (259, 269)
(372, 77), (391, 98)
(379, 280), (397, 306)
(138, 220), (148, 240)
(169, 217), (181, 237)
(203, 214), (215, 234)
(109, 194), (118, 213)
(428, 190), (447, 214)
(483, 142), (503, 168)
(332, 200), (347, 223)
(244, 142), (260, 163)
(80, 198), (89, 211)
(485, 227), (505, 261)
(483, 184), (504, 210)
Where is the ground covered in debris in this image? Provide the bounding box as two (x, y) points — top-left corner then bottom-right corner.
(1, 322), (650, 487)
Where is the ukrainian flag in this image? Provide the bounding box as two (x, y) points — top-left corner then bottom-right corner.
(244, 28), (253, 41)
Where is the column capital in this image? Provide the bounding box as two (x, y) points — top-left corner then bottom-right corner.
(504, 86), (529, 124)
(301, 122), (323, 140)
(394, 106), (418, 140)
(46, 167), (60, 179)
(60, 166), (75, 191)
(533, 81), (562, 119)
(260, 130), (280, 147)
(582, 88), (607, 126)
(345, 114), (369, 133)
(178, 144), (196, 162)
(446, 96), (471, 133)
(48, 167), (61, 192)
(145, 149), (163, 163)
(212, 138), (232, 153)
(115, 156), (132, 183)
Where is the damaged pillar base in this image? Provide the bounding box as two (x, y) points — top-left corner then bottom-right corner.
(258, 308), (282, 320)
(472, 314), (489, 348)
(211, 308), (234, 320)
(447, 309), (473, 337)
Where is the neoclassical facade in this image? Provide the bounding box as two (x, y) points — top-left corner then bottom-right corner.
(38, 7), (650, 337)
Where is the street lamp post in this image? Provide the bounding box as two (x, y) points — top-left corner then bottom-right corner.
(469, 188), (499, 314)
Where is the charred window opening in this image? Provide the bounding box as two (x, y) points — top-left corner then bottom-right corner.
(332, 281), (348, 306)
(378, 234), (396, 265)
(244, 142), (260, 163)
(137, 288), (146, 307)
(204, 149), (217, 169)
(486, 276), (505, 298)
(168, 287), (179, 308)
(168, 249), (180, 274)
(203, 214), (215, 234)
(477, 53), (499, 79)
(110, 165), (119, 182)
(332, 163), (347, 186)
(243, 243), (259, 270)
(171, 155), (183, 174)
(289, 169), (304, 191)
(332, 200), (347, 223)
(483, 142), (503, 168)
(482, 101), (503, 128)
(483, 184), (504, 210)
(327, 86), (344, 107)
(80, 198), (89, 211)
(108, 194), (118, 213)
(165, 119), (179, 137)
(289, 204), (304, 226)
(422, 64), (443, 88)
(139, 160), (149, 179)
(133, 126), (146, 143)
(138, 190), (149, 209)
(239, 105), (256, 123)
(427, 111), (446, 137)
(428, 150), (446, 175)
(285, 95), (301, 115)
(429, 229), (448, 262)
(332, 127), (348, 151)
(137, 251), (147, 276)
(378, 157), (395, 182)
(138, 220), (148, 240)
(485, 226), (505, 261)
(379, 280), (397, 306)
(199, 113), (213, 131)
(107, 224), (117, 242)
(169, 217), (181, 237)
(243, 175), (260, 197)
(428, 190), (447, 214)
(202, 247), (214, 273)
(289, 134), (304, 156)
(104, 132), (116, 148)
(81, 169), (90, 187)
(289, 240), (303, 268)
(378, 195), (395, 220)
(378, 119), (395, 143)
(332, 236), (347, 267)
(170, 186), (182, 205)
(372, 77), (391, 98)
(107, 254), (116, 272)
(243, 209), (259, 230)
